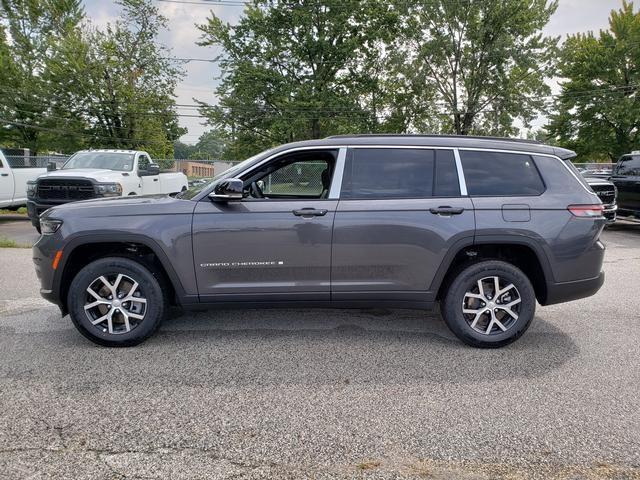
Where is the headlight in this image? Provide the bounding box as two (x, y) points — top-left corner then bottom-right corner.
(40, 218), (63, 235)
(27, 181), (36, 197)
(95, 183), (122, 197)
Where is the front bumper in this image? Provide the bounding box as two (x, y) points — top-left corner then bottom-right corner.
(603, 204), (617, 224)
(26, 200), (57, 227)
(32, 232), (64, 311)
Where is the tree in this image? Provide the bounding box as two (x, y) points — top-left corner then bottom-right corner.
(547, 1), (640, 161)
(0, 0), (86, 153)
(47, 0), (185, 157)
(394, 0), (558, 136)
(197, 0), (398, 158)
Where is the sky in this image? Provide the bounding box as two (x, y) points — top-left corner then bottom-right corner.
(84, 0), (627, 144)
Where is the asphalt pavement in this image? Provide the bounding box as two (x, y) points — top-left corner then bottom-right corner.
(0, 225), (638, 479)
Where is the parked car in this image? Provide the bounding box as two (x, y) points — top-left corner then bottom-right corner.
(583, 176), (617, 223)
(610, 152), (640, 220)
(32, 135), (606, 348)
(0, 150), (46, 208)
(26, 149), (188, 231)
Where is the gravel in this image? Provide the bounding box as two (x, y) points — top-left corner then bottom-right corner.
(0, 226), (639, 479)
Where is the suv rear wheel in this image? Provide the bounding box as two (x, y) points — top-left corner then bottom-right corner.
(67, 257), (167, 347)
(441, 260), (536, 348)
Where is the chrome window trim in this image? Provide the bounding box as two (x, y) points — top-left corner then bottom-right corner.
(453, 148), (468, 196)
(195, 143), (596, 200)
(328, 147), (347, 199)
(194, 145), (347, 201)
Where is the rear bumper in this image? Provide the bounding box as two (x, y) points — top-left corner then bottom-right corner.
(543, 271), (605, 305)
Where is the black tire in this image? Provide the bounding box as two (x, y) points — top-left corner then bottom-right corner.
(67, 257), (167, 347)
(440, 260), (536, 348)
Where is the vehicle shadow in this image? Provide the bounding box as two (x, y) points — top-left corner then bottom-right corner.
(118, 306), (578, 386)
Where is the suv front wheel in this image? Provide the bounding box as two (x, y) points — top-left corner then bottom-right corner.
(441, 260), (536, 348)
(67, 257), (167, 347)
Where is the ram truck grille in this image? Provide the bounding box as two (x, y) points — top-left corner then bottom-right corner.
(590, 184), (616, 206)
(37, 179), (95, 201)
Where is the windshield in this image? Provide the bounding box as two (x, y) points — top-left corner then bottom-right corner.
(177, 148), (278, 200)
(62, 152), (135, 172)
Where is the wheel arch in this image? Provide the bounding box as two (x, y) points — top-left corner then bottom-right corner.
(431, 235), (553, 305)
(56, 233), (189, 315)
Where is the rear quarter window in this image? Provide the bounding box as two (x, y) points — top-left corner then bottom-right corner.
(460, 151), (545, 196)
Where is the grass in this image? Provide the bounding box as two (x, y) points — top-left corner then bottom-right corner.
(0, 236), (31, 248)
(0, 206), (27, 215)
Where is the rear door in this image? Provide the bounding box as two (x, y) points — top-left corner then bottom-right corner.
(611, 155), (640, 213)
(331, 147), (474, 302)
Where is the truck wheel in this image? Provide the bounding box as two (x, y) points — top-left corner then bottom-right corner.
(440, 260), (536, 348)
(67, 257), (167, 347)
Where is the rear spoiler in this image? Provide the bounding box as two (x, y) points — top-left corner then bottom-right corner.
(553, 147), (577, 160)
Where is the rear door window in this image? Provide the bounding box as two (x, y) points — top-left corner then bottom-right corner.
(460, 150), (545, 196)
(341, 148), (459, 199)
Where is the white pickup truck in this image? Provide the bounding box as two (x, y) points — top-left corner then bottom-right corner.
(26, 149), (188, 231)
(0, 150), (46, 208)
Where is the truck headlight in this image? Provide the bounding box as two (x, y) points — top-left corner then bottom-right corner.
(27, 181), (36, 198)
(95, 183), (122, 197)
(40, 218), (63, 235)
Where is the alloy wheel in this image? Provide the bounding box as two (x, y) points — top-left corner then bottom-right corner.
(461, 276), (522, 335)
(83, 273), (147, 334)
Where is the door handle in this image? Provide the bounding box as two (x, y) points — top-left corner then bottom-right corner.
(292, 208), (328, 217)
(429, 206), (464, 216)
(153, 178), (158, 182)
(0, 173), (8, 177)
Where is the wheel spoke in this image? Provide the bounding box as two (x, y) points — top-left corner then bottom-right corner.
(470, 312), (483, 329)
(493, 276), (500, 298)
(84, 300), (110, 310)
(485, 316), (495, 334)
(86, 287), (103, 301)
(477, 279), (485, 298)
(464, 292), (484, 300)
(463, 308), (482, 314)
(121, 310), (131, 332)
(127, 312), (144, 320)
(113, 274), (124, 294)
(496, 283), (515, 298)
(126, 280), (139, 298)
(494, 318), (507, 331)
(90, 313), (110, 325)
(498, 306), (519, 320)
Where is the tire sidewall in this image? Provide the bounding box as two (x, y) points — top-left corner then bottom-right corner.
(67, 257), (165, 347)
(442, 261), (536, 348)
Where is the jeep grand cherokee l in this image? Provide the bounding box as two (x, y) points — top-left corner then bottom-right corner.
(32, 135), (606, 348)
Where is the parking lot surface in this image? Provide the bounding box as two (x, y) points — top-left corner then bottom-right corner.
(0, 225), (639, 479)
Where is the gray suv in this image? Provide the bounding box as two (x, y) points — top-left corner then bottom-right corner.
(32, 135), (606, 348)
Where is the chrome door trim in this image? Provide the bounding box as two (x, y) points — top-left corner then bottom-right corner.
(328, 147), (347, 199)
(453, 148), (468, 196)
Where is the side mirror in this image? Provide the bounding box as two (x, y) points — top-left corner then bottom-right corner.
(139, 163), (160, 176)
(208, 178), (243, 202)
(47, 162), (57, 172)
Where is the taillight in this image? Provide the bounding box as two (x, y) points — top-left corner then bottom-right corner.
(567, 204), (604, 217)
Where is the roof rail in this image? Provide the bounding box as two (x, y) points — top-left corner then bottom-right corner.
(324, 133), (543, 145)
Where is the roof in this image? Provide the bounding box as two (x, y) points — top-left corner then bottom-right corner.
(77, 149), (142, 154)
(270, 134), (576, 160)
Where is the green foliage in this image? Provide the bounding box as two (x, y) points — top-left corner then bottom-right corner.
(197, 0), (399, 158)
(0, 0), (185, 156)
(393, 0), (559, 136)
(174, 129), (227, 159)
(547, 1), (640, 161)
(0, 0), (86, 153)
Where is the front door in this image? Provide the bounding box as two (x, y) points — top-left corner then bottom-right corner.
(193, 149), (340, 302)
(331, 147), (475, 302)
